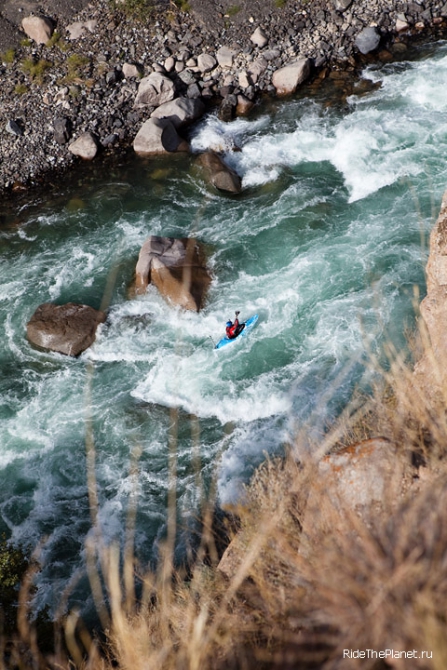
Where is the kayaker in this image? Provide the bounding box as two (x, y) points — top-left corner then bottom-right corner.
(226, 311), (242, 339)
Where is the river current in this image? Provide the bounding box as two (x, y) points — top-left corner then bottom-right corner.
(1, 42), (447, 616)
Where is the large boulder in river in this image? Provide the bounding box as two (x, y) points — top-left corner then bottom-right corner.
(135, 236), (211, 311)
(134, 72), (176, 108)
(196, 151), (241, 194)
(151, 97), (205, 129)
(272, 58), (311, 96)
(133, 118), (188, 156)
(21, 15), (54, 44)
(27, 302), (106, 356)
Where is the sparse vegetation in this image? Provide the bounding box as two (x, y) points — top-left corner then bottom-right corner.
(110, 0), (156, 19)
(64, 53), (91, 82)
(1, 48), (15, 64)
(225, 4), (241, 16)
(20, 58), (53, 83)
(14, 83), (29, 95)
(275, 0), (287, 7)
(174, 0), (191, 10)
(20, 38), (32, 47)
(45, 30), (62, 48)
(0, 535), (29, 637)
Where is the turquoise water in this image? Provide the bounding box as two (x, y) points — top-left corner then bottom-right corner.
(2, 42), (447, 616)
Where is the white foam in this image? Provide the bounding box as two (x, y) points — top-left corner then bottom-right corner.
(192, 54), (447, 203)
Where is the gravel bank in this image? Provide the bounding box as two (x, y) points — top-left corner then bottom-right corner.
(1, 0), (447, 195)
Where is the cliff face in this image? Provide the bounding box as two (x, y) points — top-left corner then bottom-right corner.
(415, 189), (447, 403)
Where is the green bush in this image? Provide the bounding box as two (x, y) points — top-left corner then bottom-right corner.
(65, 53), (91, 82)
(14, 83), (28, 95)
(0, 535), (29, 636)
(20, 57), (53, 83)
(226, 4), (240, 16)
(174, 0), (190, 10)
(110, 0), (156, 19)
(1, 48), (15, 64)
(45, 30), (61, 48)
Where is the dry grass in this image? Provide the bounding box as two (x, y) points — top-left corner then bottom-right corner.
(5, 330), (447, 669)
(89, 318), (447, 670)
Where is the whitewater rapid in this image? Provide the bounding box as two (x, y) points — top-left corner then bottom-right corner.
(1, 41), (447, 616)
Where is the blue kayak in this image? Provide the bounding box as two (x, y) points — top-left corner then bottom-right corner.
(215, 314), (259, 349)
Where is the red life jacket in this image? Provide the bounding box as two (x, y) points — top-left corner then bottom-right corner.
(226, 318), (239, 338)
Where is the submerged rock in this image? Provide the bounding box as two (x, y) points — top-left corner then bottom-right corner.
(135, 236), (211, 311)
(27, 302), (106, 356)
(196, 151), (242, 193)
(236, 94), (254, 116)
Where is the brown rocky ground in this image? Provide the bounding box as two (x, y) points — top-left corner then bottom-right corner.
(0, 0), (91, 50)
(1, 0), (447, 195)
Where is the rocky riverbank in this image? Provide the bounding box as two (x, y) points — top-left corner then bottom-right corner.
(1, 0), (447, 195)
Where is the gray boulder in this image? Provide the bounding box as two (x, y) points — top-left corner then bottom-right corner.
(272, 58), (312, 96)
(68, 132), (98, 160)
(66, 20), (97, 40)
(27, 303), (106, 356)
(333, 0), (353, 11)
(6, 120), (23, 136)
(122, 62), (143, 79)
(236, 95), (254, 116)
(197, 53), (217, 73)
(134, 72), (176, 108)
(196, 151), (241, 193)
(355, 27), (381, 55)
(53, 117), (72, 145)
(300, 438), (406, 553)
(135, 236), (211, 311)
(151, 97), (205, 129)
(249, 56), (268, 83)
(133, 118), (188, 156)
(216, 46), (236, 69)
(21, 15), (53, 44)
(219, 96), (237, 122)
(250, 27), (268, 48)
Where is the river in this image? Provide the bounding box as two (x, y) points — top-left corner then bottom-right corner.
(1, 41), (447, 617)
